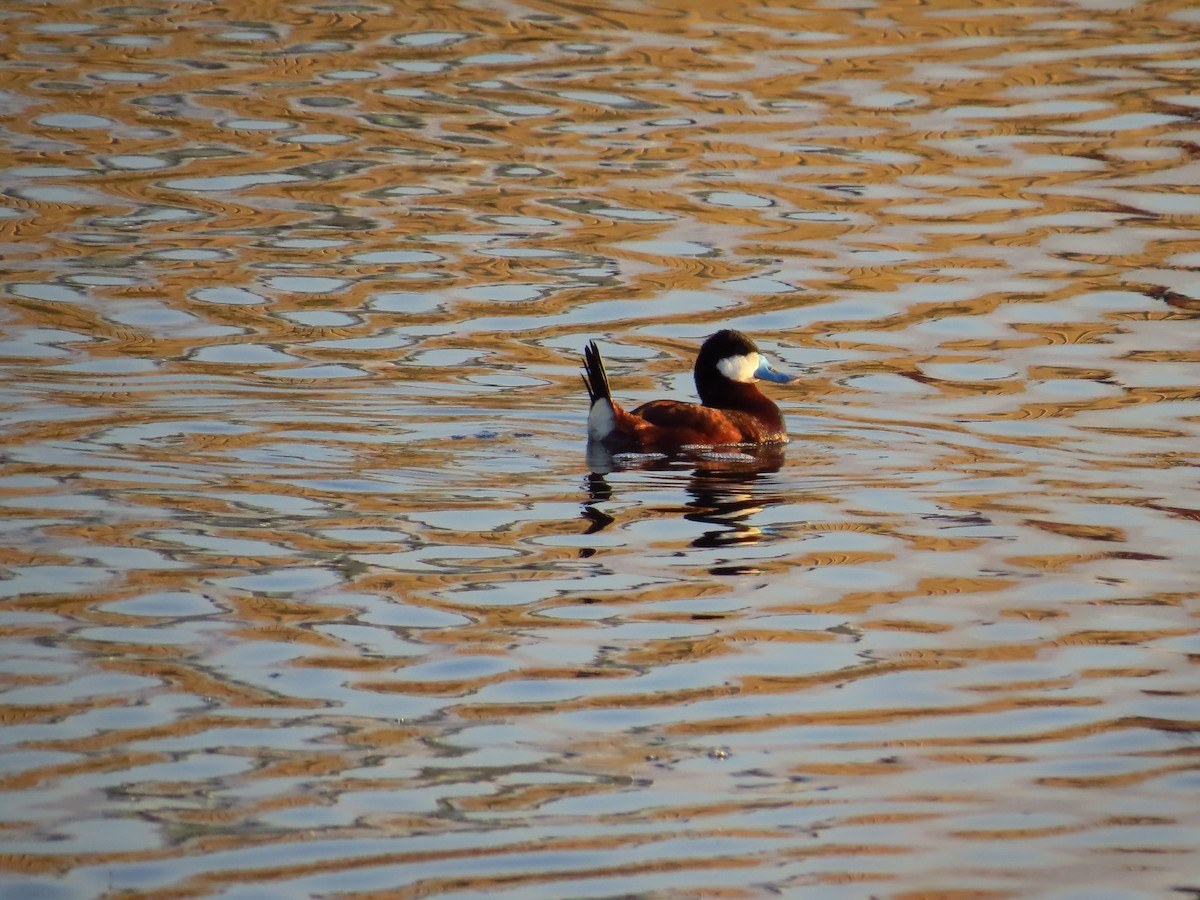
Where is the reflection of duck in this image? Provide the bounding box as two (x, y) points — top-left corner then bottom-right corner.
(684, 460), (784, 551)
(581, 450), (786, 555)
(582, 330), (794, 451)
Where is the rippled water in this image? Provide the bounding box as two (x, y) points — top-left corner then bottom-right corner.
(2, 0), (1199, 896)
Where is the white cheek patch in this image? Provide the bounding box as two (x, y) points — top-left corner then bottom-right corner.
(716, 352), (760, 383)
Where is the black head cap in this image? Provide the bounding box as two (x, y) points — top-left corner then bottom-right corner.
(694, 329), (759, 378)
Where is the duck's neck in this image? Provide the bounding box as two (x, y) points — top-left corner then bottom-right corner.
(699, 380), (782, 426)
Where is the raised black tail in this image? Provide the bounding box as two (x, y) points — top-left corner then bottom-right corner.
(581, 340), (612, 405)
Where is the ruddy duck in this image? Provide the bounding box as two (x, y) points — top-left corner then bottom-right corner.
(582, 329), (794, 449)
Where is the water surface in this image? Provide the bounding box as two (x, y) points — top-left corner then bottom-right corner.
(1, 0), (1198, 897)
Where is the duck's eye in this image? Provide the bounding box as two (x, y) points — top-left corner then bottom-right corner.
(716, 353), (760, 382)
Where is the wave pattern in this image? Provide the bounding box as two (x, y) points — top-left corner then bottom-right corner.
(1, 0), (1198, 896)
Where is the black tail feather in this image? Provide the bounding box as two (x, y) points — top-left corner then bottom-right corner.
(581, 341), (612, 405)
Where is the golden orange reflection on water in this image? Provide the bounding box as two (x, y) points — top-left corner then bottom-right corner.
(1, 0), (1198, 895)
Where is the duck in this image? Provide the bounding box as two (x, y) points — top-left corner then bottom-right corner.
(582, 329), (794, 450)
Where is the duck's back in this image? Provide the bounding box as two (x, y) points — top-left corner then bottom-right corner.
(632, 398), (786, 445)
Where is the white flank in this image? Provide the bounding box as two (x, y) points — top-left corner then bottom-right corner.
(587, 398), (616, 441)
(716, 352), (760, 382)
